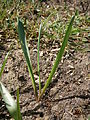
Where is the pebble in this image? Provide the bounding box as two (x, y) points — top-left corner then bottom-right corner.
(50, 87), (57, 96)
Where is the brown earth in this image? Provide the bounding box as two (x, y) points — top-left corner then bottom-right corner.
(0, 0), (90, 120)
(0, 38), (90, 120)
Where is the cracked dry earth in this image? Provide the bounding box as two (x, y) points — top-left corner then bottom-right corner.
(0, 38), (90, 120)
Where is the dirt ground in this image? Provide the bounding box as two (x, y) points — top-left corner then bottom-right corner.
(0, 0), (90, 120)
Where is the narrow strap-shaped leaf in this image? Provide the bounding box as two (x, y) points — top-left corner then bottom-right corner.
(0, 52), (10, 78)
(37, 24), (42, 94)
(0, 82), (17, 120)
(17, 88), (22, 120)
(43, 11), (57, 27)
(18, 19), (38, 98)
(39, 13), (76, 100)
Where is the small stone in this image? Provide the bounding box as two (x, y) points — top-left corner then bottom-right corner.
(51, 104), (59, 112)
(68, 65), (74, 69)
(40, 51), (43, 57)
(78, 115), (85, 120)
(44, 116), (49, 120)
(50, 87), (57, 96)
(36, 118), (42, 120)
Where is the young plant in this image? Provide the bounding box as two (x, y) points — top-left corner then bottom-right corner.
(39, 13), (76, 99)
(18, 12), (76, 101)
(0, 52), (22, 120)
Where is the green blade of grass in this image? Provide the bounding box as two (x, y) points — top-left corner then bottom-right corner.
(43, 11), (57, 27)
(39, 13), (76, 100)
(0, 82), (17, 120)
(17, 88), (22, 120)
(37, 24), (42, 94)
(18, 19), (38, 99)
(0, 52), (10, 78)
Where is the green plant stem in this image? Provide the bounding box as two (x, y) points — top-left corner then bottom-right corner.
(37, 24), (42, 94)
(28, 64), (38, 99)
(17, 88), (22, 120)
(39, 13), (76, 100)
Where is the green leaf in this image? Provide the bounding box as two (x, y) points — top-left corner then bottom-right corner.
(18, 19), (38, 98)
(39, 12), (76, 99)
(0, 52), (10, 78)
(37, 24), (42, 94)
(17, 88), (22, 120)
(0, 82), (17, 120)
